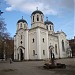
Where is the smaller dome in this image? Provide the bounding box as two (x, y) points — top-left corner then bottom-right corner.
(44, 21), (53, 25)
(44, 17), (53, 25)
(32, 9), (43, 15)
(17, 16), (27, 23)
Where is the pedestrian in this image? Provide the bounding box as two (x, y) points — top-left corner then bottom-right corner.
(10, 58), (12, 64)
(51, 53), (55, 65)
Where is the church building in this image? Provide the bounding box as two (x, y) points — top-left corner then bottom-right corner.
(14, 9), (70, 61)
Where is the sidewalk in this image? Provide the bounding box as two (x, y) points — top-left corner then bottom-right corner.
(56, 58), (75, 67)
(0, 58), (75, 75)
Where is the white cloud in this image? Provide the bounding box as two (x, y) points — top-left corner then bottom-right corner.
(5, 0), (58, 15)
(5, 5), (15, 11)
(5, 0), (74, 15)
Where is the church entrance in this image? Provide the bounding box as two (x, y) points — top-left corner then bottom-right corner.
(20, 49), (24, 61)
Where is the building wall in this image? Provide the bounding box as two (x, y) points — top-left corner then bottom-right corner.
(17, 22), (28, 31)
(24, 30), (29, 60)
(40, 28), (49, 59)
(31, 13), (46, 29)
(14, 11), (69, 60)
(69, 37), (75, 57)
(28, 27), (49, 60)
(48, 35), (59, 58)
(14, 28), (69, 60)
(66, 40), (72, 57)
(55, 32), (67, 58)
(29, 28), (37, 59)
(14, 29), (29, 60)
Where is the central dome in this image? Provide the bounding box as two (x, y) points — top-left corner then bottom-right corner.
(31, 9), (43, 15)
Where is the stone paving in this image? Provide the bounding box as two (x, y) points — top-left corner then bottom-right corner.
(0, 58), (75, 75)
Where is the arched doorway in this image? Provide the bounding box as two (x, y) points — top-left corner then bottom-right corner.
(20, 49), (24, 61)
(17, 46), (25, 61)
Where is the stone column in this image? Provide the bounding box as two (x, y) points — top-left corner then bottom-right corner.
(25, 30), (29, 60)
(16, 35), (18, 60)
(46, 31), (49, 58)
(36, 28), (41, 59)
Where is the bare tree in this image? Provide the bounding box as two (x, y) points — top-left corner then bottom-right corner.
(0, 9), (14, 60)
(0, 1), (14, 59)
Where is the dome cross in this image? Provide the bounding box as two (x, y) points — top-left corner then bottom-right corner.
(36, 7), (38, 10)
(22, 16), (23, 19)
(46, 17), (48, 21)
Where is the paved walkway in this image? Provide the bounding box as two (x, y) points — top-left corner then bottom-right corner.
(0, 58), (75, 75)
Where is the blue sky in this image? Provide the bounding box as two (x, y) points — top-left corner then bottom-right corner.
(0, 0), (75, 39)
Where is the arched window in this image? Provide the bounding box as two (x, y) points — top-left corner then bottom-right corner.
(55, 44), (57, 54)
(33, 50), (35, 55)
(20, 23), (22, 28)
(24, 24), (25, 28)
(33, 16), (34, 22)
(43, 50), (45, 55)
(21, 41), (22, 44)
(37, 15), (39, 21)
(47, 26), (48, 29)
(32, 38), (34, 43)
(50, 25), (51, 30)
(41, 15), (43, 22)
(52, 26), (54, 30)
(43, 38), (44, 42)
(21, 35), (22, 39)
(62, 40), (65, 51)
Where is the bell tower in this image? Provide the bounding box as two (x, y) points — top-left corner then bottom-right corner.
(17, 16), (28, 32)
(44, 17), (54, 34)
(31, 8), (45, 28)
